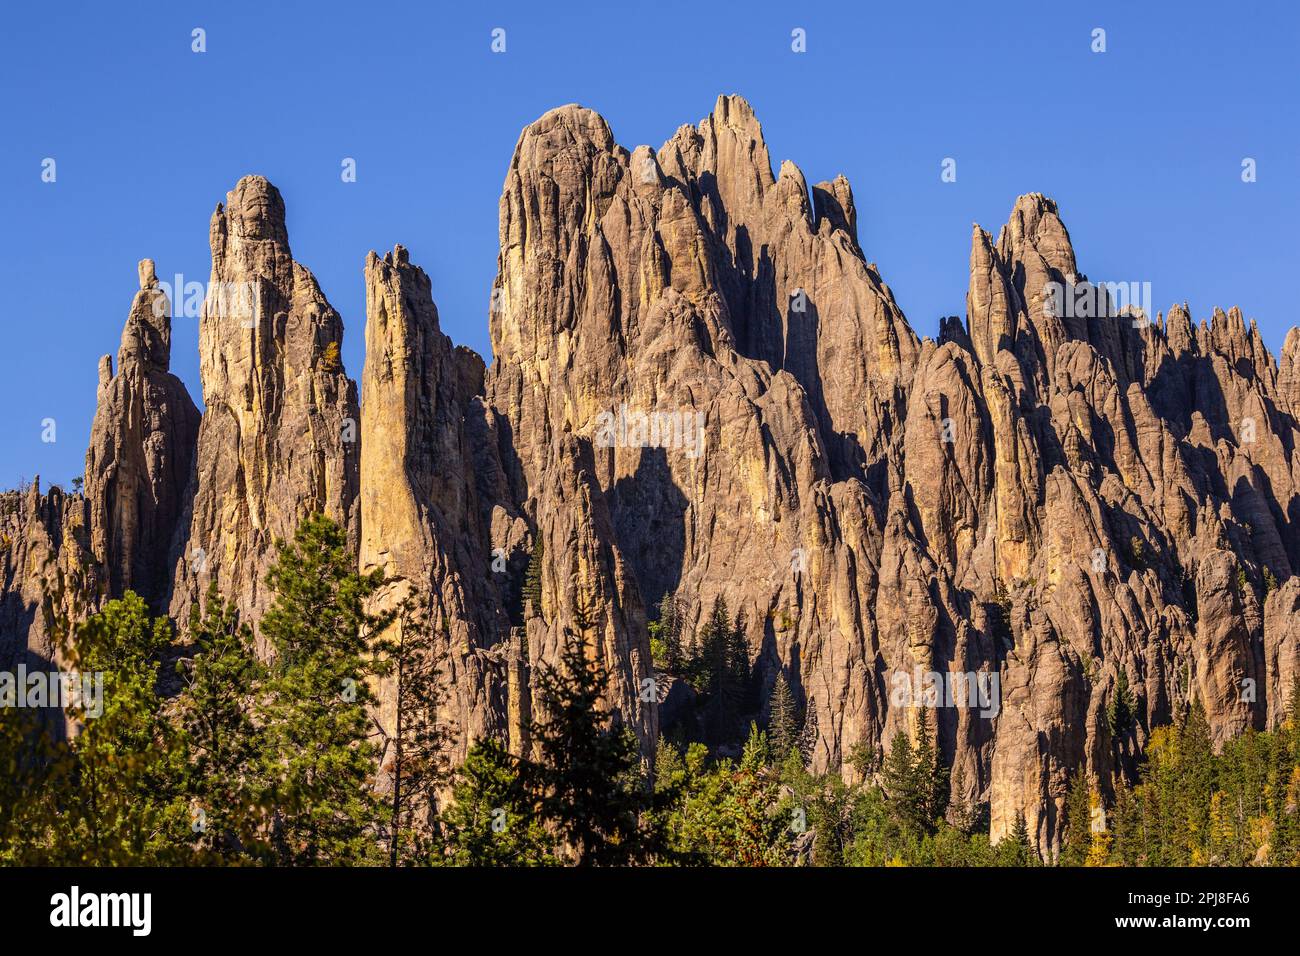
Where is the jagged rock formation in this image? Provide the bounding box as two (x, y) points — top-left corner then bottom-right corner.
(84, 259), (199, 612)
(2, 97), (1297, 860)
(359, 245), (512, 760)
(170, 176), (361, 633)
(481, 95), (1300, 855)
(0, 481), (95, 675)
(359, 244), (655, 761)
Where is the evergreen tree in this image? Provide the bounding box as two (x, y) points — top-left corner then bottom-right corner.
(1178, 699), (1215, 865)
(54, 592), (191, 864)
(0, 701), (69, 864)
(796, 703), (820, 765)
(698, 596), (743, 745)
(1109, 772), (1142, 866)
(648, 592), (686, 674)
(257, 514), (391, 866)
(1107, 668), (1135, 739)
(998, 810), (1036, 865)
(728, 609), (751, 704)
(878, 711), (948, 838)
(439, 738), (554, 865)
(766, 671), (801, 763)
(521, 537), (544, 618)
(657, 730), (790, 866)
(375, 596), (453, 866)
(176, 584), (266, 862)
(809, 775), (852, 866)
(527, 604), (667, 865)
(881, 728), (921, 834)
(1061, 770), (1092, 866)
(911, 707), (949, 827)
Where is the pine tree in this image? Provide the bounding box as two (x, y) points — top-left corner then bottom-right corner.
(521, 537), (544, 618)
(1061, 770), (1092, 866)
(766, 671), (801, 763)
(1109, 772), (1142, 866)
(176, 584), (266, 862)
(741, 720), (771, 768)
(728, 609), (751, 699)
(1178, 699), (1215, 865)
(375, 595), (453, 866)
(881, 728), (921, 834)
(257, 514), (391, 866)
(809, 775), (852, 866)
(1107, 668), (1135, 739)
(878, 712), (948, 838)
(439, 738), (555, 865)
(911, 707), (949, 827)
(1263, 565), (1279, 595)
(657, 730), (790, 866)
(55, 592), (191, 864)
(650, 592), (686, 674)
(526, 603), (667, 865)
(0, 697), (69, 864)
(1001, 810), (1036, 865)
(699, 596), (742, 746)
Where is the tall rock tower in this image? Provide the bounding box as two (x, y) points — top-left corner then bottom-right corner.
(84, 258), (199, 612)
(170, 176), (360, 632)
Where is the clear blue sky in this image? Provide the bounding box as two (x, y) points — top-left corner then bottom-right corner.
(2, 0), (1296, 490)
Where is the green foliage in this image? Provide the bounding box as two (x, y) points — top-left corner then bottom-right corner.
(438, 738), (555, 866)
(35, 593), (190, 864)
(655, 728), (790, 866)
(997, 810), (1037, 865)
(648, 592), (686, 673)
(990, 585), (1014, 648)
(1106, 668), (1136, 739)
(1060, 769), (1093, 867)
(880, 710), (949, 835)
(373, 596), (454, 866)
(695, 596), (750, 746)
(526, 610), (667, 865)
(1128, 535), (1148, 571)
(9, 563), (1300, 870)
(1069, 698), (1300, 866)
(766, 671), (802, 763)
(521, 537), (544, 618)
(651, 589), (760, 754)
(0, 704), (74, 863)
(256, 513), (392, 866)
(176, 584), (266, 862)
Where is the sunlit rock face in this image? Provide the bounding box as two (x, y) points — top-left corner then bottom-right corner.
(482, 97), (1300, 856)
(3, 99), (1297, 861)
(169, 176), (361, 636)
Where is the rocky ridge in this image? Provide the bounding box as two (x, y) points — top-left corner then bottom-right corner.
(2, 96), (1297, 857)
